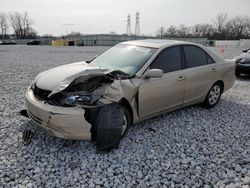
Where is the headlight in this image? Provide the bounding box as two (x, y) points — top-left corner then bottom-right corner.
(60, 95), (92, 106)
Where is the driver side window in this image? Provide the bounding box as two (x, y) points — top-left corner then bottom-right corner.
(150, 46), (182, 73)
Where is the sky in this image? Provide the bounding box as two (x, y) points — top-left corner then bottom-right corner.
(1, 0), (250, 36)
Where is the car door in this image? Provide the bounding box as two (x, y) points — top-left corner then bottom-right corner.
(182, 45), (218, 104)
(138, 46), (186, 118)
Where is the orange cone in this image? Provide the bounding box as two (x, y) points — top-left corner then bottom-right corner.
(221, 47), (224, 56)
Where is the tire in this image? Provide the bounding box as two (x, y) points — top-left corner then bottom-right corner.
(120, 106), (131, 137)
(203, 83), (222, 108)
(89, 104), (131, 141)
(93, 104), (131, 153)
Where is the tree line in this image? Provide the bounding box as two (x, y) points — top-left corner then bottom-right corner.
(1, 12), (250, 40)
(0, 12), (36, 39)
(156, 13), (250, 40)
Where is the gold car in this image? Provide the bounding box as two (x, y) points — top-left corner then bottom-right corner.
(25, 40), (235, 150)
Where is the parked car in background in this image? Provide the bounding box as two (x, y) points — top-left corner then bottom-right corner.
(24, 40), (235, 152)
(27, 40), (40, 45)
(1, 40), (16, 45)
(233, 48), (250, 76)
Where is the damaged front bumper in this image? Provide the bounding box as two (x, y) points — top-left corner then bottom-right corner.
(25, 88), (92, 140)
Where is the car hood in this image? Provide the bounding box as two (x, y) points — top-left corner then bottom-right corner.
(233, 53), (250, 62)
(34, 61), (111, 96)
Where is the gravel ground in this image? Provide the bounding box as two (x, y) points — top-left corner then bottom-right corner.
(0, 45), (250, 188)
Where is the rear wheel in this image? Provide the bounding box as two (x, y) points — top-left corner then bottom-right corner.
(203, 83), (222, 108)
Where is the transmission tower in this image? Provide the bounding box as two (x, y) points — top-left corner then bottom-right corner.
(126, 14), (132, 35)
(134, 12), (140, 36)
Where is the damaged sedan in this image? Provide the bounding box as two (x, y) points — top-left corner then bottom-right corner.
(24, 40), (235, 152)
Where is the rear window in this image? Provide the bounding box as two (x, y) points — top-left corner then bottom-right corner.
(183, 46), (207, 68)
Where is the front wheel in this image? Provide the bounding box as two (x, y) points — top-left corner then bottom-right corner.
(91, 104), (131, 153)
(203, 83), (222, 108)
(121, 106), (131, 137)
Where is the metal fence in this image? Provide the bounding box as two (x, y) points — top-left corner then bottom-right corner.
(10, 34), (209, 46)
(65, 34), (209, 46)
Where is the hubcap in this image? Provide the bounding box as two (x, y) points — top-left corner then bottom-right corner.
(208, 85), (221, 105)
(121, 114), (127, 136)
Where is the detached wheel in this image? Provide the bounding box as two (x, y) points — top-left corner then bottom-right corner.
(121, 106), (131, 137)
(91, 104), (132, 153)
(203, 83), (222, 108)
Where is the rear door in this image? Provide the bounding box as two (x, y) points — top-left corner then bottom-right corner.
(138, 46), (186, 118)
(182, 45), (218, 104)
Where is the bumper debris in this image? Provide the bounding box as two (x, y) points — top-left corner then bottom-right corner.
(22, 129), (34, 145)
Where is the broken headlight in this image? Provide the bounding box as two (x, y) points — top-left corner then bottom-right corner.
(60, 95), (93, 106)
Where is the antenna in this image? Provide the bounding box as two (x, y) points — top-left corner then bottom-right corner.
(134, 12), (140, 36)
(126, 14), (132, 35)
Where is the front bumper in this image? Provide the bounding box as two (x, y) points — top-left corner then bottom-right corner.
(25, 88), (92, 140)
(236, 63), (250, 75)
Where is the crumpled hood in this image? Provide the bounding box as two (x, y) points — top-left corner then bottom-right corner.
(34, 62), (111, 96)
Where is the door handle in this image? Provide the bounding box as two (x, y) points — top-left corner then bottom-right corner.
(177, 76), (185, 81)
(212, 68), (216, 72)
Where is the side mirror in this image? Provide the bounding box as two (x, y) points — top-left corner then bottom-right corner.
(242, 49), (248, 53)
(144, 69), (163, 79)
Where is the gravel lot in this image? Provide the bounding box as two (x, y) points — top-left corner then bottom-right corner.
(0, 45), (250, 188)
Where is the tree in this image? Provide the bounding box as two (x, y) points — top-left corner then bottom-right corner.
(177, 24), (188, 37)
(158, 13), (250, 40)
(226, 15), (250, 39)
(166, 25), (177, 37)
(156, 26), (166, 37)
(26, 27), (37, 38)
(9, 12), (35, 39)
(213, 13), (228, 34)
(192, 24), (215, 38)
(0, 12), (8, 39)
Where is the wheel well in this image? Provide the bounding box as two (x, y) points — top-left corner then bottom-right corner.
(215, 80), (224, 92)
(119, 98), (133, 123)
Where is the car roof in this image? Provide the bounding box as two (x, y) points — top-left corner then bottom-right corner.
(121, 39), (195, 48)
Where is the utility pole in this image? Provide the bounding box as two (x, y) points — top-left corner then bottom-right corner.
(134, 12), (140, 36)
(126, 14), (132, 35)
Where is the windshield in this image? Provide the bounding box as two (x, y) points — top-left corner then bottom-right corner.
(90, 44), (157, 75)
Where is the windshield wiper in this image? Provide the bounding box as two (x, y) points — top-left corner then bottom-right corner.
(108, 70), (132, 79)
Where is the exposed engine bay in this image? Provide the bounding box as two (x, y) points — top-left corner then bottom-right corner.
(33, 70), (134, 107)
(48, 76), (113, 107)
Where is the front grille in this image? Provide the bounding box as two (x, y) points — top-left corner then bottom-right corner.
(33, 84), (51, 101)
